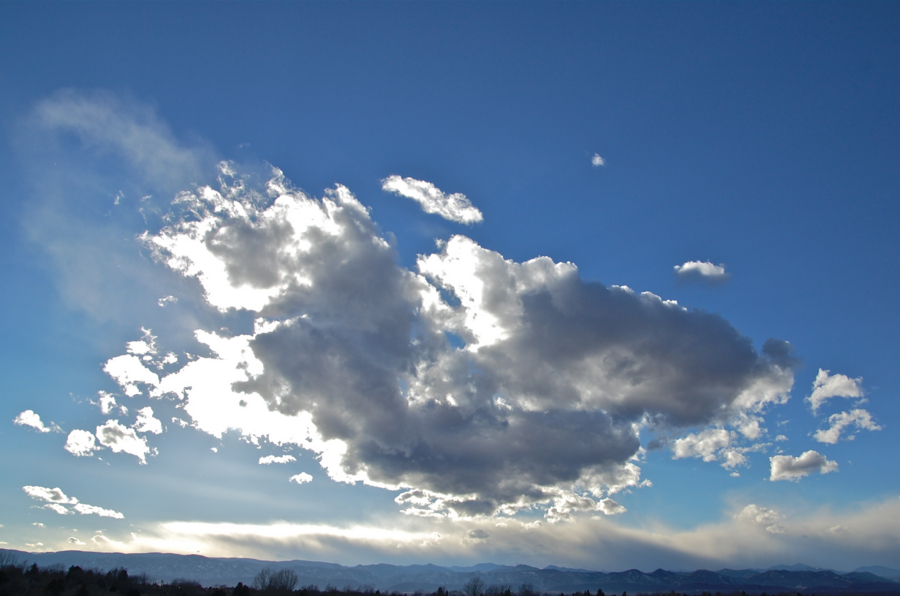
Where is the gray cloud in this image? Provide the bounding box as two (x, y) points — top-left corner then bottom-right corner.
(32, 93), (798, 520)
(129, 163), (796, 518)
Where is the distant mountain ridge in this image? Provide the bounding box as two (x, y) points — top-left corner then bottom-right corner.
(1, 549), (897, 593)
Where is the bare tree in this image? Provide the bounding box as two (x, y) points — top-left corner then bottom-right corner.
(464, 577), (486, 596)
(254, 567), (299, 592)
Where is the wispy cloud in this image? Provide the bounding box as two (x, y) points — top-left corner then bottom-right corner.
(814, 409), (880, 444)
(42, 495), (900, 570)
(591, 153), (605, 167)
(382, 175), (483, 224)
(22, 486), (123, 519)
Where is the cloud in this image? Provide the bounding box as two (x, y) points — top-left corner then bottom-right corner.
(770, 450), (838, 481)
(133, 407), (163, 435)
(806, 369), (864, 413)
(67, 537), (85, 545)
(94, 392), (125, 415)
(591, 154), (605, 167)
(13, 410), (59, 433)
(23, 486), (76, 504)
(96, 420), (151, 464)
(259, 454), (297, 465)
(87, 164), (799, 519)
(103, 355), (160, 397)
(382, 175), (483, 224)
(737, 504), (786, 534)
(813, 408), (881, 444)
(289, 473), (313, 485)
(64, 429), (99, 457)
(72, 503), (125, 519)
(672, 428), (733, 462)
(59, 494), (900, 571)
(16, 90), (217, 323)
(22, 485), (123, 518)
(671, 427), (767, 470)
(674, 261), (730, 284)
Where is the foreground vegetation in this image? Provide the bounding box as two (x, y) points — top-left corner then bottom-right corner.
(1, 557), (896, 596)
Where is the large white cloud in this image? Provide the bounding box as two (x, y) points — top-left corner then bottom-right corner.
(769, 450), (838, 481)
(382, 175), (483, 224)
(806, 369), (864, 412)
(92, 164), (798, 519)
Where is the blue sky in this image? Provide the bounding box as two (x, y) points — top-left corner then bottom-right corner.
(2, 1), (899, 571)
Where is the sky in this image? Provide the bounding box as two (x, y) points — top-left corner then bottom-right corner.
(1, 1), (899, 573)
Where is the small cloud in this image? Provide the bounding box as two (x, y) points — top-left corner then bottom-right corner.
(14, 410), (60, 433)
(133, 407), (163, 435)
(382, 175), (483, 224)
(157, 295), (178, 307)
(591, 153), (605, 167)
(67, 537), (85, 545)
(23, 485), (77, 504)
(467, 529), (490, 540)
(72, 503), (124, 519)
(672, 428), (732, 463)
(807, 369), (864, 413)
(674, 260), (730, 285)
(770, 450), (838, 481)
(737, 504), (786, 534)
(210, 447), (218, 453)
(32, 522), (45, 527)
(259, 454), (297, 465)
(597, 498), (626, 515)
(813, 408), (881, 444)
(96, 420), (151, 464)
(103, 354), (160, 397)
(289, 473), (313, 485)
(94, 392), (125, 415)
(775, 435), (788, 442)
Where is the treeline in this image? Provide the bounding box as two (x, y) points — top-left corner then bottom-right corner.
(0, 557), (889, 596)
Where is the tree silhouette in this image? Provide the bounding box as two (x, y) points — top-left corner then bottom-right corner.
(464, 577), (486, 596)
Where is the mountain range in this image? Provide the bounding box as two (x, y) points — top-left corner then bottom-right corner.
(2, 549), (898, 593)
